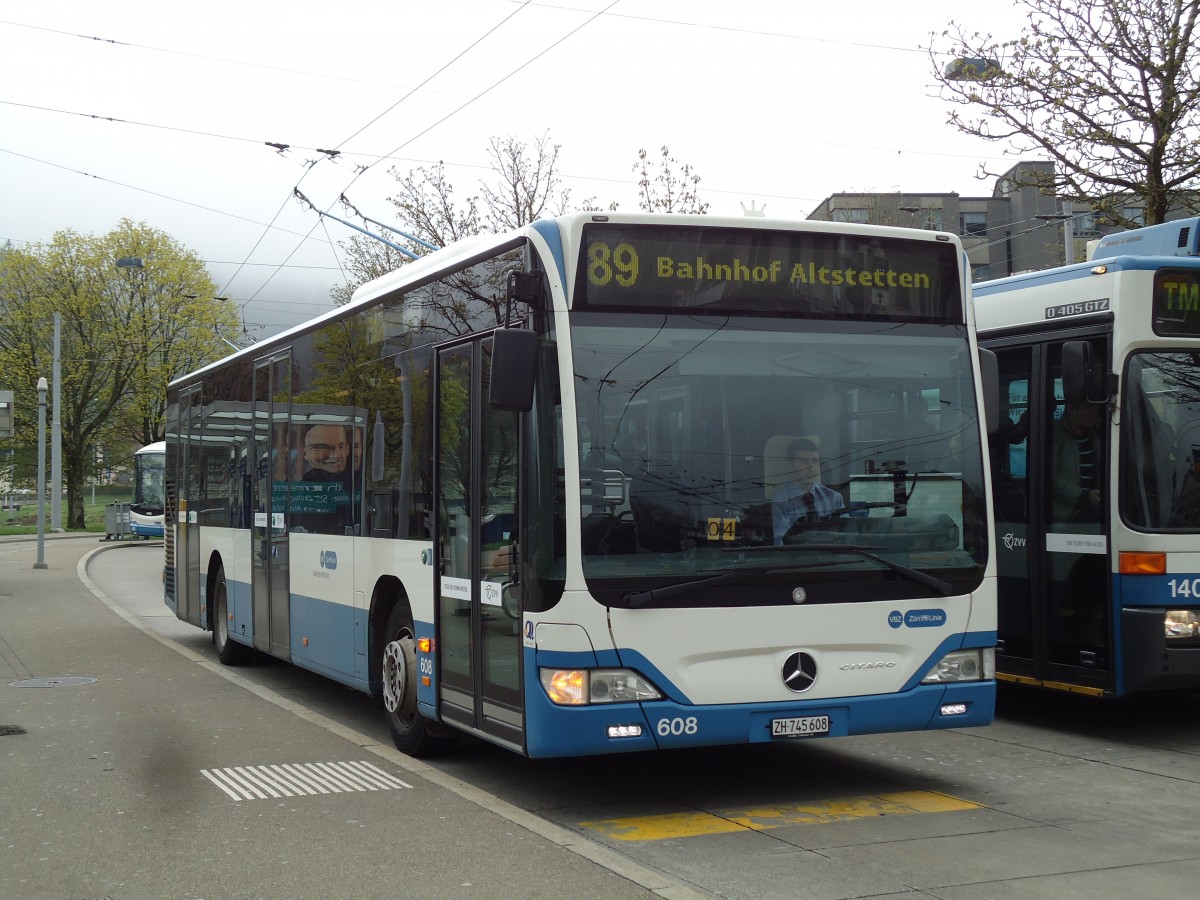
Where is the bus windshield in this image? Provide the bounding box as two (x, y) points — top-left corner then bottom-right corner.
(1123, 351), (1200, 530)
(132, 446), (165, 514)
(570, 312), (988, 605)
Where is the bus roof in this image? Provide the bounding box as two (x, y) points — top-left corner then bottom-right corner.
(1091, 217), (1199, 260)
(975, 217), (1200, 300)
(171, 213), (966, 390)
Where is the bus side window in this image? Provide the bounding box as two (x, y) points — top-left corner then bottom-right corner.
(993, 374), (1030, 522)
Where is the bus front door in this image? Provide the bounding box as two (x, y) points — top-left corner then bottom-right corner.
(434, 336), (524, 751)
(991, 340), (1113, 694)
(251, 353), (292, 660)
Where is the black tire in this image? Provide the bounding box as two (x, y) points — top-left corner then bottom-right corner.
(381, 603), (452, 756)
(213, 566), (251, 665)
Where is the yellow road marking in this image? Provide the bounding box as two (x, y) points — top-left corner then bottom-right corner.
(581, 790), (980, 841)
(995, 671), (1108, 697)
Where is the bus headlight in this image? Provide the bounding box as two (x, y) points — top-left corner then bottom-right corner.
(539, 668), (662, 705)
(921, 648), (995, 684)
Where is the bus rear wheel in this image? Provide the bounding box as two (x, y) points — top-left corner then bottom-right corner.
(381, 604), (451, 756)
(213, 566), (251, 665)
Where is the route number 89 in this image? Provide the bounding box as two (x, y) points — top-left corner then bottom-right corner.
(588, 241), (640, 288)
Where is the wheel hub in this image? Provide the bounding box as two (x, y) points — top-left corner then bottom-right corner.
(382, 632), (416, 715)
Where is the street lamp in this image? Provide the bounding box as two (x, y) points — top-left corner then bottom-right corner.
(51, 312), (62, 532)
(34, 376), (48, 570)
(944, 57), (1001, 81)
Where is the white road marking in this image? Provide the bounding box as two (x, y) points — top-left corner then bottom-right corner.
(201, 760), (412, 801)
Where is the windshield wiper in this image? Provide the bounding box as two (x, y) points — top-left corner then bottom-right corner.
(788, 543), (955, 596)
(624, 571), (738, 608)
(622, 544), (954, 607)
(622, 559), (862, 607)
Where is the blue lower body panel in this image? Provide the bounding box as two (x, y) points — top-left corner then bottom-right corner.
(521, 658), (994, 758)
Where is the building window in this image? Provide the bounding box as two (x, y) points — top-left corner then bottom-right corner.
(961, 211), (988, 237)
(971, 263), (992, 282)
(1072, 212), (1101, 237)
(916, 209), (944, 231)
(832, 208), (869, 224)
(1122, 207), (1145, 227)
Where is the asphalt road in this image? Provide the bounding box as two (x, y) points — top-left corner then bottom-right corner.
(30, 539), (1200, 898)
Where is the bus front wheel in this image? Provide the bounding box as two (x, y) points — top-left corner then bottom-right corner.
(381, 604), (450, 756)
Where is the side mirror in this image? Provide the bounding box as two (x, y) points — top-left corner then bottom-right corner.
(489, 328), (538, 412)
(977, 347), (1000, 435)
(1062, 341), (1114, 405)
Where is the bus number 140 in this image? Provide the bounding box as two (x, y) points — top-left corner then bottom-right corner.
(1168, 577), (1200, 598)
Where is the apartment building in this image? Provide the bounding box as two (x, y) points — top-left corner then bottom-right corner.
(807, 161), (1177, 281)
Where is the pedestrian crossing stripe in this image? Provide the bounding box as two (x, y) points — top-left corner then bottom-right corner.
(201, 760), (412, 801)
(581, 790), (980, 841)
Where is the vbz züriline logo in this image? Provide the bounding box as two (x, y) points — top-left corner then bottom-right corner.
(888, 608), (947, 628)
(320, 550), (337, 570)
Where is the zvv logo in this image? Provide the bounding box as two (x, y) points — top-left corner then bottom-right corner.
(1002, 532), (1026, 550)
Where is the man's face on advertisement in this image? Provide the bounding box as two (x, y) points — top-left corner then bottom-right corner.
(304, 425), (349, 475)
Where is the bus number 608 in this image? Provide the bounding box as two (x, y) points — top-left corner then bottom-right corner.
(656, 716), (699, 737)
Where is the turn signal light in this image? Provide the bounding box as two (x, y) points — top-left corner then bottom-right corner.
(1119, 552), (1165, 575)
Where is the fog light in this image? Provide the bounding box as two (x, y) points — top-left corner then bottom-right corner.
(606, 724), (643, 738)
(940, 703), (968, 716)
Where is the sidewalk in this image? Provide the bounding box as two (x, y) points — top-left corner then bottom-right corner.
(0, 529), (117, 545)
(0, 538), (695, 899)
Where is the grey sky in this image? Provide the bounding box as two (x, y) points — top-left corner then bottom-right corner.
(1, 0), (1030, 340)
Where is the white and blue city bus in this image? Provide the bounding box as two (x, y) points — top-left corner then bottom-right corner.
(130, 441), (165, 538)
(976, 217), (1200, 697)
(164, 213), (997, 758)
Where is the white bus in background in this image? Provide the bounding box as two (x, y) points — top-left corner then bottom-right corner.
(975, 216), (1200, 697)
(164, 212), (997, 758)
(130, 441), (165, 538)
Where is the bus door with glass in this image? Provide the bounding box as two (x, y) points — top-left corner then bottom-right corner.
(251, 353), (292, 659)
(173, 385), (204, 627)
(434, 334), (524, 750)
(989, 336), (1113, 693)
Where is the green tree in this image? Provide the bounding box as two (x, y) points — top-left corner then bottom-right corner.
(0, 221), (237, 527)
(930, 0), (1200, 227)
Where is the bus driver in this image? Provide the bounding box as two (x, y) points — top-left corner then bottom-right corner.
(772, 437), (846, 544)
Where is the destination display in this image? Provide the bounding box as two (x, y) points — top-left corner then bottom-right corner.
(1153, 269), (1200, 336)
(575, 223), (962, 322)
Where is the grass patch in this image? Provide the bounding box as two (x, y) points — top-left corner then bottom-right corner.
(1, 494), (119, 535)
